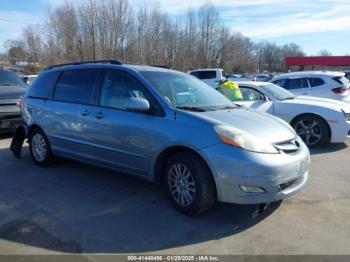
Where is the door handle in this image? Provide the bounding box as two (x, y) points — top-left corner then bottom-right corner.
(94, 112), (104, 119)
(81, 109), (90, 116)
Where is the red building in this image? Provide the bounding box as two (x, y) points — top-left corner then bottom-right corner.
(286, 56), (350, 70)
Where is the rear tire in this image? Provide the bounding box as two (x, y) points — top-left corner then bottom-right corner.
(292, 115), (330, 147)
(164, 152), (216, 215)
(29, 128), (55, 166)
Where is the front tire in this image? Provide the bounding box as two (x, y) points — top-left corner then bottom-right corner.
(164, 152), (216, 215)
(292, 115), (330, 147)
(29, 128), (55, 166)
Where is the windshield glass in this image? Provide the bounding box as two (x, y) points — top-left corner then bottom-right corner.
(140, 71), (235, 110)
(0, 70), (25, 87)
(259, 83), (295, 100)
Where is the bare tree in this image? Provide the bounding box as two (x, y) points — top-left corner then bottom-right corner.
(3, 0), (307, 74)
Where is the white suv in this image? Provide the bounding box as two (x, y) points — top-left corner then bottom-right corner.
(271, 71), (350, 103)
(188, 69), (225, 88)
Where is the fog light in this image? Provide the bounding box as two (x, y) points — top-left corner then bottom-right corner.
(239, 186), (265, 193)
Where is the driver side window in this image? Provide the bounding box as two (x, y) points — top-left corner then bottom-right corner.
(239, 87), (263, 101)
(100, 70), (152, 110)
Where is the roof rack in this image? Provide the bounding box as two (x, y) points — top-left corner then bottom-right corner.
(151, 64), (170, 69)
(45, 60), (123, 70)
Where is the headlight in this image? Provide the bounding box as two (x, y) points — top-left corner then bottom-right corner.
(214, 125), (279, 154)
(342, 110), (350, 121)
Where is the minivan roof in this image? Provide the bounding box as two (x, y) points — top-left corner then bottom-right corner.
(45, 63), (173, 74)
(44, 60), (172, 73)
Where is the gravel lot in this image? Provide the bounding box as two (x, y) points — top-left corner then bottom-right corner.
(0, 134), (349, 255)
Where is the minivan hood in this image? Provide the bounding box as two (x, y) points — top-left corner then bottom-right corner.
(0, 85), (25, 101)
(198, 108), (296, 144)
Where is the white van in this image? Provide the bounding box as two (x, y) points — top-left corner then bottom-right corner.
(188, 69), (225, 88)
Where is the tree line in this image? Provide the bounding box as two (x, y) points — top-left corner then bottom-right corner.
(3, 0), (306, 74)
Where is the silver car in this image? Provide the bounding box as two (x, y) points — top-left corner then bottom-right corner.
(13, 60), (310, 215)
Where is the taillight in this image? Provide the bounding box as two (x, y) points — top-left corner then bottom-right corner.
(17, 96), (25, 108)
(331, 87), (347, 94)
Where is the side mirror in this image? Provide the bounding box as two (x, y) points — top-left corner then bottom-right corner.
(126, 97), (150, 113)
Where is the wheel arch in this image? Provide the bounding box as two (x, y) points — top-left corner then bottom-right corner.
(28, 124), (45, 136)
(153, 145), (217, 196)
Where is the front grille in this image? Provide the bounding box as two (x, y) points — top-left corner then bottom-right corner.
(0, 112), (21, 120)
(274, 138), (301, 154)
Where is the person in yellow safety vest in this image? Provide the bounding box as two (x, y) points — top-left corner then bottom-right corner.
(217, 79), (243, 101)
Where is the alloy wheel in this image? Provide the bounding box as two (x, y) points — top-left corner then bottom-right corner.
(295, 119), (322, 146)
(168, 163), (196, 207)
(31, 133), (47, 162)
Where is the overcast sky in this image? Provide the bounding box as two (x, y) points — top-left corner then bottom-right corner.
(0, 0), (349, 55)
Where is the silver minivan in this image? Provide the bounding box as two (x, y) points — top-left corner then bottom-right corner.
(13, 61), (310, 215)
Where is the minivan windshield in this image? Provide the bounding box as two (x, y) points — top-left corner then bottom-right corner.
(140, 71), (235, 111)
(0, 70), (25, 87)
(259, 83), (295, 101)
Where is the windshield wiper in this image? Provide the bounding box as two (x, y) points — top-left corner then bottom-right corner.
(282, 96), (295, 100)
(217, 105), (238, 110)
(176, 106), (207, 112)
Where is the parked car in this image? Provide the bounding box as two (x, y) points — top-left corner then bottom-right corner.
(12, 60), (309, 215)
(228, 82), (350, 147)
(271, 71), (350, 103)
(254, 74), (271, 82)
(0, 69), (26, 133)
(21, 74), (38, 85)
(188, 68), (225, 88)
(227, 74), (250, 82)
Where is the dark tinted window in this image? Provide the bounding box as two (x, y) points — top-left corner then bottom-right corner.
(53, 69), (98, 104)
(27, 71), (60, 99)
(0, 70), (25, 87)
(197, 71), (216, 79)
(272, 79), (287, 88)
(190, 71), (199, 77)
(333, 76), (350, 86)
(308, 78), (324, 87)
(100, 70), (152, 111)
(288, 78), (309, 90)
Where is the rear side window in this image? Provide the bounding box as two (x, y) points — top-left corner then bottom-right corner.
(287, 78), (309, 90)
(197, 71), (216, 79)
(333, 76), (350, 86)
(53, 69), (99, 104)
(272, 79), (287, 88)
(308, 78), (325, 87)
(27, 71), (60, 99)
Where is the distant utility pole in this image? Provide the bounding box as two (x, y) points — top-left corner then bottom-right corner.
(138, 27), (143, 64)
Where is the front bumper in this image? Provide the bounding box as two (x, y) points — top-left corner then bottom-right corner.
(0, 112), (22, 133)
(201, 142), (310, 204)
(329, 120), (350, 143)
